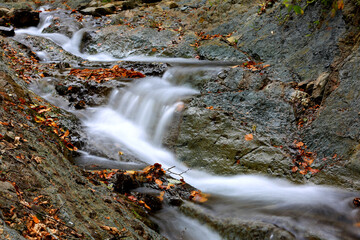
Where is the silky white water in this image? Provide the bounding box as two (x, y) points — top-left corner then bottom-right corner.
(16, 9), (360, 239)
(81, 70), (360, 239)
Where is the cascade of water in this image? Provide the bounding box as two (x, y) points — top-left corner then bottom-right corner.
(81, 67), (360, 239)
(14, 10), (117, 61)
(84, 69), (356, 211)
(84, 76), (197, 172)
(14, 8), (360, 239)
(13, 9), (239, 64)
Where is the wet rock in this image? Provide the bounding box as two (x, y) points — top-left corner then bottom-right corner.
(114, 172), (141, 194)
(122, 1), (138, 10)
(168, 2), (179, 9)
(89, 0), (101, 7)
(197, 39), (248, 61)
(13, 35), (83, 64)
(82, 25), (178, 58)
(311, 72), (330, 101)
(165, 64), (298, 178)
(101, 3), (117, 13)
(41, 11), (82, 38)
(0, 26), (14, 37)
(173, 103), (294, 177)
(349, 146), (360, 173)
(80, 7), (104, 16)
(80, 4), (116, 16)
(303, 46), (360, 177)
(180, 201), (296, 240)
(10, 9), (40, 28)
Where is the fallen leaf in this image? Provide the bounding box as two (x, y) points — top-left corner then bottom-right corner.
(155, 179), (163, 187)
(158, 191), (165, 202)
(338, 0), (344, 10)
(296, 141), (304, 148)
(190, 190), (209, 203)
(309, 168), (320, 174)
(244, 134), (253, 141)
(31, 215), (40, 224)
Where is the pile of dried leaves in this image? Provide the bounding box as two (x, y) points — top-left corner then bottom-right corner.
(84, 163), (209, 213)
(291, 140), (320, 175)
(69, 65), (146, 83)
(0, 176), (83, 239)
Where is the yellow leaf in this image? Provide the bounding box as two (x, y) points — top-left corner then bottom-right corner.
(34, 116), (45, 123)
(37, 107), (51, 114)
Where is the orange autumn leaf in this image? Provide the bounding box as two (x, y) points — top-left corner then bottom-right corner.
(166, 183), (175, 190)
(31, 215), (40, 224)
(139, 200), (151, 210)
(244, 134), (253, 141)
(190, 190), (209, 203)
(338, 0), (344, 10)
(127, 195), (137, 201)
(105, 171), (117, 179)
(309, 168), (320, 174)
(69, 65), (145, 83)
(155, 179), (163, 187)
(295, 141), (304, 148)
(60, 130), (69, 139)
(158, 191), (165, 201)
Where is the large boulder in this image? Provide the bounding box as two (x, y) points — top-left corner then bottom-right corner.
(10, 9), (40, 28)
(0, 26), (14, 37)
(79, 3), (116, 16)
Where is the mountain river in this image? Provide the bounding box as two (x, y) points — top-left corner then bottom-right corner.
(12, 8), (360, 240)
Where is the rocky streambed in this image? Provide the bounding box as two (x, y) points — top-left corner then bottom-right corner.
(1, 0), (360, 239)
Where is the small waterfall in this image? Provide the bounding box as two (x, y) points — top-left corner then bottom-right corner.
(14, 9), (117, 61)
(111, 77), (197, 145)
(84, 75), (197, 171)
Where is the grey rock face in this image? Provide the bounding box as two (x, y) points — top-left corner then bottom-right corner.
(304, 45), (360, 172)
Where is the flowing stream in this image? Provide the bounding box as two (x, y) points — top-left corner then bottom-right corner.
(13, 8), (360, 240)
